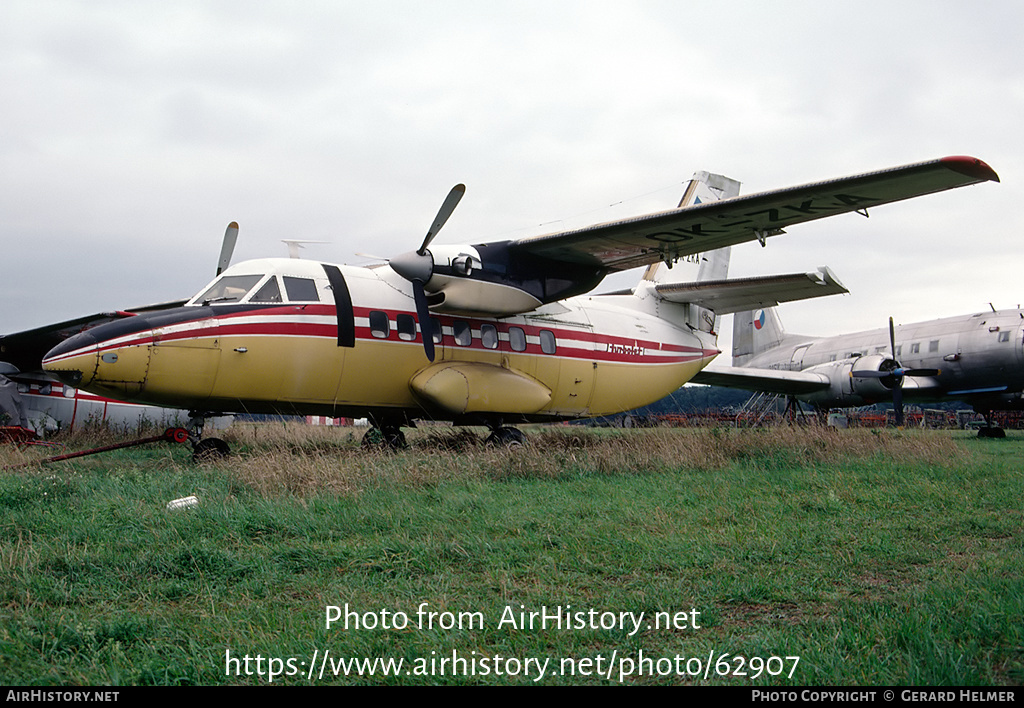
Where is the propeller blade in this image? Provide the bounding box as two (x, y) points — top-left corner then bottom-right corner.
(414, 289), (436, 362)
(217, 222), (239, 276)
(418, 184), (466, 255)
(850, 370), (890, 379)
(889, 316), (897, 358)
(905, 368), (940, 377)
(413, 281), (435, 362)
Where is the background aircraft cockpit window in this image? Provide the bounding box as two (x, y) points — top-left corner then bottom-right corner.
(283, 276), (320, 302)
(197, 275), (262, 304)
(250, 277), (282, 303)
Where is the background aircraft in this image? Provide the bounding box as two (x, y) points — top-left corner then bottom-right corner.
(36, 156), (999, 454)
(0, 224), (240, 437)
(693, 303), (1024, 436)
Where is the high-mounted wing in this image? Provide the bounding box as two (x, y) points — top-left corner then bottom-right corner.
(397, 157), (996, 317)
(510, 156), (998, 271)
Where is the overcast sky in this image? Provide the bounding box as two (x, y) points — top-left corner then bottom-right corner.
(3, 1), (1021, 365)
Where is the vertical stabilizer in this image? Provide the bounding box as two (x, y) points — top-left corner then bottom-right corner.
(640, 171), (740, 333)
(732, 307), (788, 367)
(641, 171), (741, 285)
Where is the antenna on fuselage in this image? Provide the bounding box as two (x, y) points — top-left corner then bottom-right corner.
(281, 240), (329, 259)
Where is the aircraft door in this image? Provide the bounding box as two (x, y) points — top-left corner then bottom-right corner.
(790, 344), (811, 371)
(148, 317), (222, 403)
(528, 312), (595, 416)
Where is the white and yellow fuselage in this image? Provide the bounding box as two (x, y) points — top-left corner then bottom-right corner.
(42, 258), (719, 425)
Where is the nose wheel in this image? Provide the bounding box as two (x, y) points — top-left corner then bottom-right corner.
(192, 436), (231, 462)
(188, 414), (231, 462)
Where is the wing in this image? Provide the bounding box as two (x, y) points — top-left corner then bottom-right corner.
(1, 300), (186, 374)
(650, 267), (848, 315)
(691, 366), (832, 396)
(509, 156), (998, 271)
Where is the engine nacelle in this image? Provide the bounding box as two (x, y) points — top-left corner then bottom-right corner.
(800, 354), (899, 407)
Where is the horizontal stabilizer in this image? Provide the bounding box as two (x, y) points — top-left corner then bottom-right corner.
(652, 267), (847, 315)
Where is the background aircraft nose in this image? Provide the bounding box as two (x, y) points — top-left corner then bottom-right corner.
(42, 331), (99, 386)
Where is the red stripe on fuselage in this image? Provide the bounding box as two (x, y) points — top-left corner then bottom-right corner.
(83, 304), (718, 365)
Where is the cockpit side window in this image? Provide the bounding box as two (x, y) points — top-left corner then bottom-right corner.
(283, 276), (320, 302)
(250, 276), (283, 303)
(196, 275), (262, 305)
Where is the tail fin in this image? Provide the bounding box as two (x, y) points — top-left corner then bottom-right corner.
(732, 307), (787, 367)
(639, 171), (740, 333)
(641, 171), (741, 285)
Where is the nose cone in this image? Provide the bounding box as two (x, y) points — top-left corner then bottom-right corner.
(42, 331), (100, 387)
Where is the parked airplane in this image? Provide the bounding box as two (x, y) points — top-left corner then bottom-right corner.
(693, 303), (1024, 436)
(0, 223), (240, 436)
(37, 156), (998, 454)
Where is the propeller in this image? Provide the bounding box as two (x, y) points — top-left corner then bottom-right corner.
(389, 184), (466, 362)
(217, 222), (239, 276)
(851, 317), (940, 425)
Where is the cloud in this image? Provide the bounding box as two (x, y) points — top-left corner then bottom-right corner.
(1, 0), (1020, 342)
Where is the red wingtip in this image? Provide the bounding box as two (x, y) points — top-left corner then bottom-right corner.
(940, 155), (1000, 183)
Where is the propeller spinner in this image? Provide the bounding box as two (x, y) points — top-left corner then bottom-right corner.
(388, 184), (466, 362)
(851, 317), (940, 425)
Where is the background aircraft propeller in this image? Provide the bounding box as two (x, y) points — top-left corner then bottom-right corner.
(216, 222), (239, 276)
(389, 184), (466, 362)
(851, 317), (940, 425)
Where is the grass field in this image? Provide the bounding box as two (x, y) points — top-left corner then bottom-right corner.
(1, 423), (1022, 685)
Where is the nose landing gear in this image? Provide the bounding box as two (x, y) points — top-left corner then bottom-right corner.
(188, 414), (231, 462)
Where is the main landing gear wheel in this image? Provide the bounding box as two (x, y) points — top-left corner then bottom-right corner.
(977, 426), (1006, 439)
(485, 426), (526, 449)
(192, 437), (230, 462)
(361, 426), (408, 451)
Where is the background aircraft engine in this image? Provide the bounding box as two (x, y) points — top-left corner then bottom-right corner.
(796, 356), (897, 408)
(847, 355), (901, 399)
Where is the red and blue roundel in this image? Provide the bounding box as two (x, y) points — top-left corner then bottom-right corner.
(753, 310), (766, 330)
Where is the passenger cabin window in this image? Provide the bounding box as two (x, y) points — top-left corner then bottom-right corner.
(453, 320), (472, 346)
(928, 340), (939, 353)
(540, 330), (556, 355)
(430, 318), (443, 344)
(197, 274), (262, 304)
(397, 314), (417, 341)
(910, 343), (920, 354)
(509, 327), (527, 352)
(481, 324), (498, 349)
(250, 277), (282, 303)
(283, 276), (320, 302)
(369, 311), (389, 339)
(999, 331), (1011, 343)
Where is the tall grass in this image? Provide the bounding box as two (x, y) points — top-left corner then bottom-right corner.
(1, 424), (1020, 685)
(218, 423), (968, 497)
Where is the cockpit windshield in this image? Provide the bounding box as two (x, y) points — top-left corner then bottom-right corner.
(195, 275), (262, 305)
